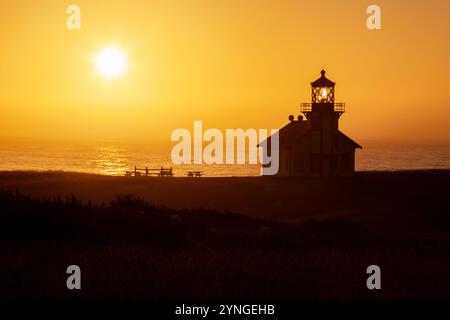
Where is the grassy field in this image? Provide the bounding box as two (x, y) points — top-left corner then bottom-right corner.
(0, 170), (449, 299)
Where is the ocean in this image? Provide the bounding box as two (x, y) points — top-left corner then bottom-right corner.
(0, 140), (449, 177)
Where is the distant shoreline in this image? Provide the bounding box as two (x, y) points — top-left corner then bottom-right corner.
(1, 168), (450, 177)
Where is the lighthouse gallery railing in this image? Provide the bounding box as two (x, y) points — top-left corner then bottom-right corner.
(300, 102), (345, 113)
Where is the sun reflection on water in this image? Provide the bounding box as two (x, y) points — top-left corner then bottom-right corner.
(90, 146), (130, 176)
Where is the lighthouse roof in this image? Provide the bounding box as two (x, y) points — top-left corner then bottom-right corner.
(311, 70), (335, 87)
(258, 120), (362, 149)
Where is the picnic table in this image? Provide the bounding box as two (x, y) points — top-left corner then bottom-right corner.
(185, 171), (203, 178)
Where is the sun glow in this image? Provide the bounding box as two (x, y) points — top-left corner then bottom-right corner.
(95, 47), (127, 78)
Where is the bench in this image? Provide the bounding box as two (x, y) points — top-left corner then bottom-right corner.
(125, 167), (173, 177)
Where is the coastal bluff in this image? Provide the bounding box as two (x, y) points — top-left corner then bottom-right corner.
(1, 170), (448, 234)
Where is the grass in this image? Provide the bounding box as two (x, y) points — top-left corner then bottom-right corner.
(1, 187), (450, 300)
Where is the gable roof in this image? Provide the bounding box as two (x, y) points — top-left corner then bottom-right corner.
(258, 121), (362, 149)
(258, 120), (309, 147)
(337, 131), (362, 149)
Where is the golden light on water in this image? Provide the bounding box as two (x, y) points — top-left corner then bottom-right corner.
(93, 146), (129, 175)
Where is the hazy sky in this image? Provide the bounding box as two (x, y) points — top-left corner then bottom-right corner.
(1, 0), (449, 145)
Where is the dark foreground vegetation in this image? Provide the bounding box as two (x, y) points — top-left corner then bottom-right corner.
(1, 181), (450, 300)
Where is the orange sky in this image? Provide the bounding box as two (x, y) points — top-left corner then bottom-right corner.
(1, 0), (449, 146)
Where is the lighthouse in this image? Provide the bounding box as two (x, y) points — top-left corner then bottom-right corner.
(262, 70), (361, 177)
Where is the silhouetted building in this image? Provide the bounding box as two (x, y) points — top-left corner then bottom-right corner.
(264, 70), (361, 177)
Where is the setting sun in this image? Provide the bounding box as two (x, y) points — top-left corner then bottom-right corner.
(95, 47), (127, 78)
